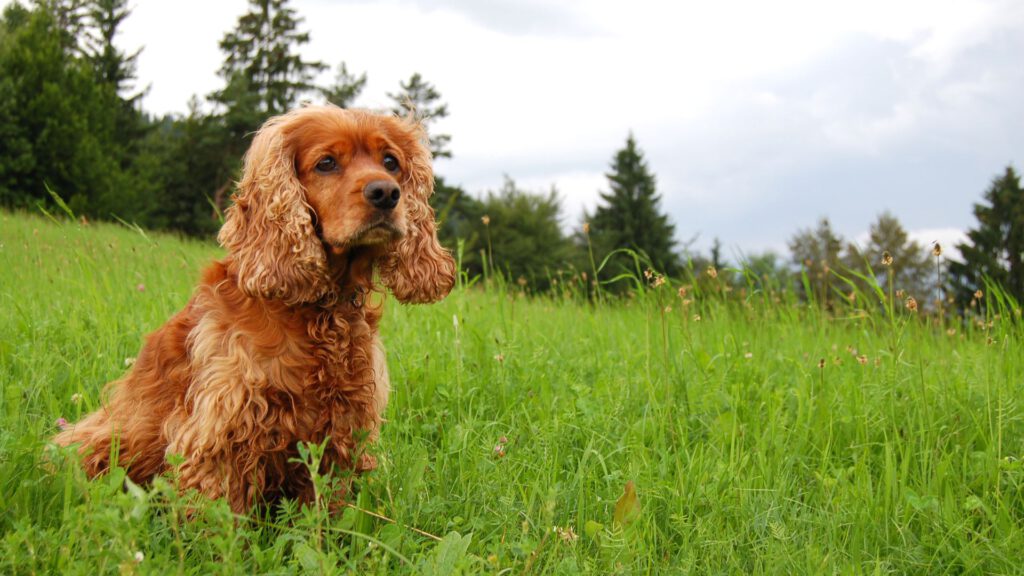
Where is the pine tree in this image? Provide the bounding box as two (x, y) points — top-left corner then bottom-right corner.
(586, 134), (679, 279)
(320, 61), (365, 108)
(83, 0), (140, 98)
(388, 73), (451, 159)
(948, 166), (1024, 304)
(212, 0), (325, 118)
(207, 0), (324, 213)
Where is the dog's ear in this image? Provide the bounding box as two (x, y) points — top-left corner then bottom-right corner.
(377, 117), (456, 303)
(217, 113), (329, 305)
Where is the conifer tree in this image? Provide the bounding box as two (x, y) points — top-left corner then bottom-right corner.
(586, 134), (679, 279)
(213, 0), (325, 118)
(388, 73), (451, 159)
(948, 166), (1024, 304)
(321, 61), (366, 109)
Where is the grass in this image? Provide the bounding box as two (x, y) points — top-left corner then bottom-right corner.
(1, 210), (1022, 574)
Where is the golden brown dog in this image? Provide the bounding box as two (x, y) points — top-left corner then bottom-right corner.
(54, 105), (455, 512)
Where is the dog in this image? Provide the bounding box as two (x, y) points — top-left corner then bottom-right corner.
(54, 105), (455, 512)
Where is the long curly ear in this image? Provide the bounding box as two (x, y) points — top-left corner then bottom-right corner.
(378, 118), (456, 303)
(217, 114), (329, 305)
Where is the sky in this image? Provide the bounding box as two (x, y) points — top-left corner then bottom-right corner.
(110, 0), (1024, 260)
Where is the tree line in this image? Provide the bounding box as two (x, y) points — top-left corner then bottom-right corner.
(1, 0), (1021, 312)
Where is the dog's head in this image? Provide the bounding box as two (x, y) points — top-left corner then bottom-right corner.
(218, 105), (455, 305)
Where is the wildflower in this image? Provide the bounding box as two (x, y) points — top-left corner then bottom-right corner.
(55, 417), (68, 431)
(677, 286), (687, 298)
(134, 551), (144, 563)
(817, 358), (826, 369)
(136, 283), (146, 292)
(481, 215), (490, 226)
(581, 272), (588, 282)
(905, 297), (918, 312)
(652, 275), (666, 288)
(516, 276), (527, 287)
(744, 352), (753, 359)
(557, 525), (579, 543)
(682, 298), (693, 307)
(582, 222), (590, 235)
(663, 306), (672, 313)
(896, 289), (906, 299)
(643, 269), (653, 280)
(124, 356), (136, 367)
(946, 328), (957, 336)
(847, 291), (856, 303)
(932, 242), (942, 257)
(706, 266), (718, 279)
(493, 435), (509, 457)
(693, 314), (701, 322)
(856, 355), (868, 365)
(881, 251), (893, 266)
(71, 393), (83, 404)
(494, 353), (505, 363)
(974, 289), (984, 300)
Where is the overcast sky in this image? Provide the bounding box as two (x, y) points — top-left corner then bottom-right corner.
(110, 0), (1024, 260)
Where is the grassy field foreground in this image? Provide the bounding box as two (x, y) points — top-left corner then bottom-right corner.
(1, 211), (1022, 574)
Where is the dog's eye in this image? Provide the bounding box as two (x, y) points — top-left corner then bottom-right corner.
(315, 156), (337, 173)
(382, 154), (400, 173)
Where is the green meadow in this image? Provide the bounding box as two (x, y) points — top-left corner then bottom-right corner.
(1, 211), (1022, 574)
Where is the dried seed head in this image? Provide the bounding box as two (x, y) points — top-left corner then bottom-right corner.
(582, 222), (590, 235)
(707, 266), (718, 279)
(905, 296), (918, 312)
(974, 289), (984, 300)
(881, 251), (893, 267)
(856, 354), (868, 365)
(896, 289), (906, 299)
(481, 215), (491, 226)
(817, 358), (826, 369)
(653, 275), (666, 288)
(932, 242), (942, 257)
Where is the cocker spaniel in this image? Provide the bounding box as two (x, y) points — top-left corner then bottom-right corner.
(54, 105), (455, 513)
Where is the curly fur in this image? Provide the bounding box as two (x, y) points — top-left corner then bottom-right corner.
(54, 106), (454, 512)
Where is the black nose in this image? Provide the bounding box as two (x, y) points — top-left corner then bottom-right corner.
(363, 180), (400, 210)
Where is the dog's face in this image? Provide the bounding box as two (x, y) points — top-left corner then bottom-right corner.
(219, 106), (455, 305)
(291, 115), (414, 252)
